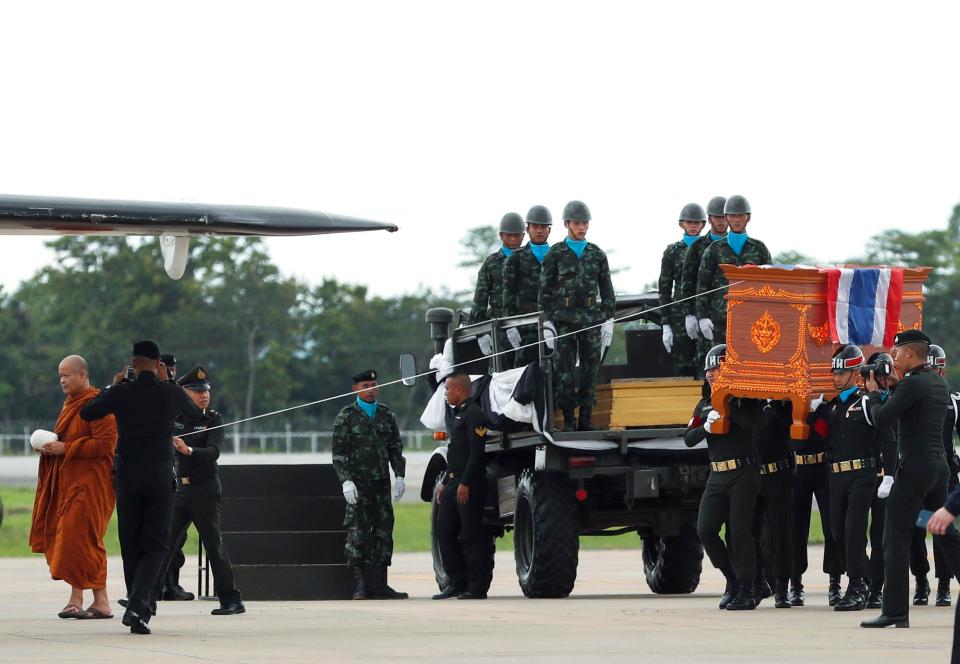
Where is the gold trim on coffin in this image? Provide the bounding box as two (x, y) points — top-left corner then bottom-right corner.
(728, 283), (820, 302)
(896, 302), (925, 333)
(750, 311), (782, 354)
(808, 321), (829, 347)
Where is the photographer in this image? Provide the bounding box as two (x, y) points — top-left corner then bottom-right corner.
(860, 331), (960, 629)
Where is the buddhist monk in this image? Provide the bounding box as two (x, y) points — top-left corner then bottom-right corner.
(29, 355), (118, 619)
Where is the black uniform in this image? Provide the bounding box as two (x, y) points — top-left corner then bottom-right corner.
(864, 365), (960, 618)
(80, 371), (202, 623)
(752, 401), (794, 585)
(868, 422), (899, 595)
(158, 353), (188, 596)
(156, 407), (242, 605)
(436, 398), (492, 596)
(685, 397), (761, 584)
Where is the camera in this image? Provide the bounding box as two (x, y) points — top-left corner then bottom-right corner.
(859, 355), (893, 379)
(124, 367), (136, 382)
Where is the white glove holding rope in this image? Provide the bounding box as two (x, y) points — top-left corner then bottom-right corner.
(543, 321), (557, 351)
(703, 410), (721, 434)
(684, 315), (700, 340)
(506, 327), (522, 349)
(601, 318), (615, 350)
(342, 480), (358, 505)
(877, 475), (894, 499)
(662, 325), (674, 354)
(393, 477), (405, 502)
(698, 318), (715, 341)
(477, 334), (493, 356)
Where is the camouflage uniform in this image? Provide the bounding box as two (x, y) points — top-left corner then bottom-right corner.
(332, 401), (406, 567)
(471, 249), (513, 369)
(658, 240), (697, 376)
(502, 244), (545, 367)
(695, 237), (772, 345)
(679, 234), (721, 377)
(539, 241), (615, 409)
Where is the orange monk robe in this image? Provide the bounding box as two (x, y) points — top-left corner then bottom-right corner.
(29, 387), (117, 590)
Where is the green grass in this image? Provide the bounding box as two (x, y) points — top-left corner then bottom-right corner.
(1, 486), (826, 557)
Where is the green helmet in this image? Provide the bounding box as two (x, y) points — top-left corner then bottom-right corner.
(526, 205), (553, 226)
(704, 344), (726, 371)
(499, 212), (525, 233)
(724, 195), (751, 215)
(679, 203), (706, 223)
(707, 196), (727, 217)
(563, 200), (591, 222)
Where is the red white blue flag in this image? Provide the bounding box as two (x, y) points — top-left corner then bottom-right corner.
(823, 267), (904, 347)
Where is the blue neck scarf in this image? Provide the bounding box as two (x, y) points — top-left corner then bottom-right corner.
(501, 245), (513, 258)
(356, 397), (377, 419)
(710, 232), (726, 242)
(727, 231), (748, 255)
(529, 242), (550, 264)
(682, 235), (698, 247)
(565, 237), (588, 259)
(839, 386), (858, 403)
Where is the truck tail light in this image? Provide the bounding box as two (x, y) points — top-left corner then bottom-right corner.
(575, 488), (588, 502)
(568, 456), (596, 469)
(433, 431), (447, 441)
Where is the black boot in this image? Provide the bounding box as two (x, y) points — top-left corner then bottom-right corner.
(866, 581), (883, 609)
(562, 408), (576, 432)
(936, 578), (952, 607)
(835, 578), (867, 611)
(577, 406), (596, 432)
(774, 579), (792, 608)
(788, 578), (805, 607)
(368, 565), (408, 600)
(719, 576), (737, 610)
(828, 574), (842, 607)
(754, 572), (771, 604)
(161, 584), (195, 601)
(351, 565), (368, 600)
(726, 582), (757, 611)
(913, 575), (930, 606)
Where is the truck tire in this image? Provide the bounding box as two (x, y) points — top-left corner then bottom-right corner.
(641, 525), (703, 594)
(514, 470), (579, 598)
(430, 473), (497, 592)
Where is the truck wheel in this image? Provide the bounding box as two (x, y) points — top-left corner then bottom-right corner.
(514, 470), (579, 598)
(430, 474), (498, 592)
(642, 524), (703, 594)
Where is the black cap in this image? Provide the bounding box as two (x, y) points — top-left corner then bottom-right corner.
(893, 330), (931, 348)
(352, 369), (378, 383)
(160, 353), (177, 367)
(132, 340), (160, 360)
(178, 365), (211, 391)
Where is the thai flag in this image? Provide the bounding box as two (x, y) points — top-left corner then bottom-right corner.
(824, 267), (904, 347)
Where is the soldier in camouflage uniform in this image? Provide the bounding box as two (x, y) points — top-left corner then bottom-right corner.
(472, 213), (526, 369)
(679, 195), (728, 378)
(501, 205), (553, 367)
(539, 200), (616, 432)
(333, 369), (408, 600)
(658, 203), (706, 376)
(695, 195), (772, 345)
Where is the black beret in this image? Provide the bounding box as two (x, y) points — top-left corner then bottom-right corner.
(160, 353), (177, 366)
(178, 365), (211, 391)
(132, 340), (160, 360)
(352, 369), (378, 383)
(893, 330), (931, 348)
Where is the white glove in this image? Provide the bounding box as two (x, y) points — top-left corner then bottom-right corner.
(393, 477), (405, 502)
(342, 480), (358, 505)
(703, 410), (721, 434)
(684, 315), (700, 340)
(877, 475), (894, 499)
(809, 393), (825, 412)
(662, 325), (674, 354)
(506, 327), (522, 349)
(698, 318), (715, 341)
(30, 429), (58, 451)
(543, 321), (557, 351)
(477, 334), (493, 356)
(601, 318), (615, 350)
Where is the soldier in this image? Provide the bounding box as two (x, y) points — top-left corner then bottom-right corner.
(695, 195), (772, 346)
(658, 203), (706, 376)
(333, 369), (408, 600)
(861, 330), (960, 628)
(472, 213), (525, 369)
(685, 344), (762, 610)
(539, 200), (616, 432)
(502, 205), (553, 367)
(679, 196), (728, 377)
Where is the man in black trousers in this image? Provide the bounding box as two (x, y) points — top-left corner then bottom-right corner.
(81, 341), (202, 634)
(861, 330), (960, 628)
(925, 469), (960, 659)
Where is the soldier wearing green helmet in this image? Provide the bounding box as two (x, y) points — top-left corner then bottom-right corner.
(658, 203), (706, 376)
(502, 205), (554, 367)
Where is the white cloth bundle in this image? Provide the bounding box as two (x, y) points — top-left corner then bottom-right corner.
(30, 429), (58, 451)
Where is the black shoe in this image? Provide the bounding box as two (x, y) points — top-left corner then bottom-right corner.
(351, 566), (368, 600)
(860, 614), (909, 628)
(835, 579), (867, 611)
(774, 580), (792, 608)
(432, 586), (464, 600)
(211, 602), (246, 615)
(117, 599), (155, 615)
(562, 408), (576, 432)
(719, 578), (737, 610)
(788, 579), (805, 607)
(121, 610), (151, 635)
(577, 407), (596, 432)
(457, 591), (487, 600)
(367, 565), (409, 599)
(828, 574), (842, 607)
(726, 582), (757, 611)
(866, 586), (883, 610)
(936, 579), (952, 607)
(161, 586), (195, 601)
(914, 575), (930, 606)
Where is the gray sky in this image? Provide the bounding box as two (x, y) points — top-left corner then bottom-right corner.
(1, 1), (958, 297)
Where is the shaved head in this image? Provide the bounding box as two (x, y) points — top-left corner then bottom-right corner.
(60, 355), (88, 374)
(59, 355), (90, 396)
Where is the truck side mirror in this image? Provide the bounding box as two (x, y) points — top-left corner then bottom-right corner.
(400, 353), (418, 387)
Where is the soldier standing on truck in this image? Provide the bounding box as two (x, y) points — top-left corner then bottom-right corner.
(502, 205), (553, 368)
(685, 344), (762, 610)
(679, 196), (727, 377)
(695, 195), (772, 346)
(472, 213), (526, 369)
(539, 200), (616, 432)
(333, 369), (408, 601)
(658, 203), (706, 377)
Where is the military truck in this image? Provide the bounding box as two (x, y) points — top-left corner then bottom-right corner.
(406, 294), (711, 598)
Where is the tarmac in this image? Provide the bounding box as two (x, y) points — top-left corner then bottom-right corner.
(1, 547), (954, 663)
